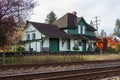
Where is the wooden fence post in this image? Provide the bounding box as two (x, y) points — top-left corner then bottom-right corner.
(2, 52), (6, 65)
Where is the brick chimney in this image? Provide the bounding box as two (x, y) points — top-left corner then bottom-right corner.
(72, 11), (77, 16)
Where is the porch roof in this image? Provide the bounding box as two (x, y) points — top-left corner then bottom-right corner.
(28, 21), (72, 39)
(83, 35), (99, 40)
(71, 34), (99, 40)
(71, 34), (88, 40)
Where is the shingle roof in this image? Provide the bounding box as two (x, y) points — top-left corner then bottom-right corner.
(77, 17), (82, 23)
(53, 13), (77, 29)
(28, 21), (72, 39)
(86, 23), (96, 31)
(71, 34), (99, 40)
(84, 35), (99, 40)
(71, 34), (88, 40)
(53, 12), (96, 31)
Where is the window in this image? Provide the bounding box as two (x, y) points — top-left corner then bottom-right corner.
(79, 41), (82, 46)
(32, 33), (36, 39)
(67, 40), (70, 49)
(26, 34), (30, 40)
(64, 30), (67, 33)
(78, 25), (81, 34)
(83, 26), (85, 34)
(74, 40), (79, 47)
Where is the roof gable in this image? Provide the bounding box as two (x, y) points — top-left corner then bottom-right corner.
(77, 17), (96, 31)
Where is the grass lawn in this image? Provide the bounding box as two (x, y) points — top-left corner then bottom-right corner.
(0, 54), (120, 65)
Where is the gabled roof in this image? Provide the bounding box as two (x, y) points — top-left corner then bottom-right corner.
(53, 13), (77, 29)
(53, 12), (96, 31)
(77, 17), (96, 31)
(28, 21), (72, 39)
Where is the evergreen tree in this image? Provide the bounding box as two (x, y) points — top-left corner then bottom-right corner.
(115, 19), (120, 28)
(114, 19), (120, 36)
(45, 11), (57, 24)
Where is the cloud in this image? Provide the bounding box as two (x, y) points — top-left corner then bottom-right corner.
(30, 0), (120, 35)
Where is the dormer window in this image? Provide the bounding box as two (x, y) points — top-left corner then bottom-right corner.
(83, 26), (85, 34)
(78, 25), (81, 34)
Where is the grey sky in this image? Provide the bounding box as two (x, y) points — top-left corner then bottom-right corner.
(30, 0), (120, 35)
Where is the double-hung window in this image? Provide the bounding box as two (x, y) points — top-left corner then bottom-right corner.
(82, 26), (85, 34)
(26, 34), (30, 40)
(32, 33), (36, 40)
(79, 41), (82, 46)
(78, 25), (81, 34)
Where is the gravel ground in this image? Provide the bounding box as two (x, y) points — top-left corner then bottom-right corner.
(0, 62), (120, 77)
(98, 76), (120, 80)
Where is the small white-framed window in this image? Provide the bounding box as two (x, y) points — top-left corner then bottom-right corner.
(26, 34), (30, 40)
(64, 30), (67, 33)
(83, 26), (85, 34)
(74, 39), (79, 47)
(32, 33), (36, 39)
(78, 25), (81, 34)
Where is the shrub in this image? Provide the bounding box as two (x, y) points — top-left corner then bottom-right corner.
(73, 46), (79, 50)
(107, 47), (116, 53)
(16, 45), (25, 52)
(95, 46), (100, 52)
(116, 44), (120, 52)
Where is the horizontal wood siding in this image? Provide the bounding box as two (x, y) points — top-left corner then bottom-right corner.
(86, 31), (96, 36)
(67, 28), (78, 34)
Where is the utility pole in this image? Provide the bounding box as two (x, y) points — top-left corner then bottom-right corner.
(94, 16), (101, 37)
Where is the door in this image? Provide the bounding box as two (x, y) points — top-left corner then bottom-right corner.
(82, 40), (86, 52)
(67, 39), (70, 51)
(50, 38), (59, 52)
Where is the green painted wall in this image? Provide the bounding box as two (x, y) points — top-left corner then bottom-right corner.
(67, 28), (78, 34)
(86, 31), (95, 36)
(62, 18), (96, 37)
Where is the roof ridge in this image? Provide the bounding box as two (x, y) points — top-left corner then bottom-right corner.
(28, 21), (57, 27)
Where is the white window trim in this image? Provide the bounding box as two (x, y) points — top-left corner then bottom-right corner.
(83, 26), (85, 34)
(78, 25), (81, 34)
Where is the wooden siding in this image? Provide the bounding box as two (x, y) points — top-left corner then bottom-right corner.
(67, 28), (78, 34)
(86, 31), (95, 36)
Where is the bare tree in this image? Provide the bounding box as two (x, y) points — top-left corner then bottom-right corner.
(0, 0), (37, 49)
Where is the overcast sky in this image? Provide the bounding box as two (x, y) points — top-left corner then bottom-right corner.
(30, 0), (120, 35)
